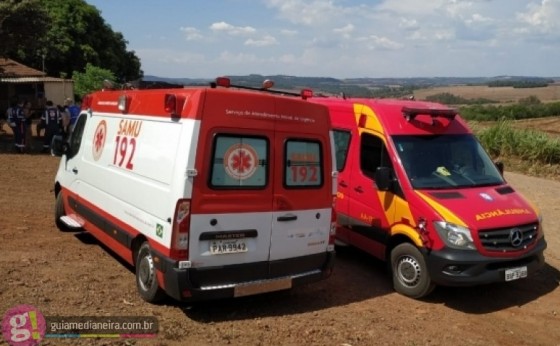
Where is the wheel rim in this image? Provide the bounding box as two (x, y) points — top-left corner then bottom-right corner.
(396, 255), (422, 287)
(138, 252), (155, 291)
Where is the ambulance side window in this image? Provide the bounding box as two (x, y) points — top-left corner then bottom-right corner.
(333, 130), (351, 171)
(209, 135), (268, 189)
(360, 133), (391, 179)
(67, 114), (86, 159)
(285, 139), (323, 188)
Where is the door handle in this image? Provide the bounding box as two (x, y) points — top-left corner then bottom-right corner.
(72, 167), (78, 174)
(339, 180), (348, 187)
(277, 214), (298, 222)
(354, 186), (364, 193)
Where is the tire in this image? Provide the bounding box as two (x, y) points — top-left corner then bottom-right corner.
(390, 243), (435, 299)
(54, 192), (69, 231)
(135, 242), (166, 303)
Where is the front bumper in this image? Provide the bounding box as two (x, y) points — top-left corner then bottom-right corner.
(425, 237), (547, 286)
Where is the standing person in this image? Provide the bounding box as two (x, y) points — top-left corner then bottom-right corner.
(7, 99), (27, 153)
(41, 100), (62, 153)
(23, 100), (34, 151)
(3, 99), (16, 134)
(0, 106), (6, 134)
(63, 98), (80, 136)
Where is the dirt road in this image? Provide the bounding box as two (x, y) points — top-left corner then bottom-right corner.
(1, 151), (558, 346)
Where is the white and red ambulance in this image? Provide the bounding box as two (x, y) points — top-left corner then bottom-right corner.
(53, 78), (337, 303)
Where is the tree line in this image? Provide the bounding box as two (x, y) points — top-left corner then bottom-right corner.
(0, 0), (141, 83)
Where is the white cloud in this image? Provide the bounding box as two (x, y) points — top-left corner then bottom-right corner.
(399, 18), (419, 31)
(280, 29), (298, 36)
(264, 0), (343, 26)
(356, 35), (403, 50)
(517, 0), (560, 35)
(180, 27), (203, 41)
(333, 24), (355, 36)
(210, 21), (256, 35)
(245, 35), (278, 47)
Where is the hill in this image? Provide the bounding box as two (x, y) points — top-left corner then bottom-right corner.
(143, 74), (560, 99)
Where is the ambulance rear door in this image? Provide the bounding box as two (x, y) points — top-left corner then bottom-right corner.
(187, 91), (276, 276)
(269, 98), (333, 268)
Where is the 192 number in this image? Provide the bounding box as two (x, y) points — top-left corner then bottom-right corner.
(113, 136), (136, 169)
(290, 166), (318, 183)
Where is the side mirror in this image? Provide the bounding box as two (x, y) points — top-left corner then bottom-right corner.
(51, 135), (67, 157)
(374, 166), (392, 191)
(495, 161), (504, 176)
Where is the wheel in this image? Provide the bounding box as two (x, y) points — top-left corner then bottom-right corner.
(54, 192), (69, 231)
(390, 243), (435, 299)
(135, 242), (166, 303)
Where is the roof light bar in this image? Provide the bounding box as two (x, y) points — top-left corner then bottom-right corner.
(212, 76), (313, 100)
(402, 106), (457, 121)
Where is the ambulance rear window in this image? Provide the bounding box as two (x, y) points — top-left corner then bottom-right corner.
(285, 140), (323, 188)
(210, 135), (268, 188)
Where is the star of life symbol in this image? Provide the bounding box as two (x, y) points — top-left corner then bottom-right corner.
(224, 143), (258, 180)
(92, 120), (107, 161)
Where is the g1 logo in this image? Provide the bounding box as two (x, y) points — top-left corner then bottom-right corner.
(1, 305), (45, 346)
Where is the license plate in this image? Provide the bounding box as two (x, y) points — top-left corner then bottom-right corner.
(209, 239), (248, 255)
(505, 266), (527, 281)
(234, 278), (292, 297)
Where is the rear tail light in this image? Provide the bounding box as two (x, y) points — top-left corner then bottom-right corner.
(328, 196), (337, 251)
(171, 199), (190, 259)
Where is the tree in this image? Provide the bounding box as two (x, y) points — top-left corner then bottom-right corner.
(0, 0), (49, 62)
(72, 63), (115, 98)
(4, 0), (142, 81)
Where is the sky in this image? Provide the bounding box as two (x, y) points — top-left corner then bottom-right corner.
(84, 0), (560, 79)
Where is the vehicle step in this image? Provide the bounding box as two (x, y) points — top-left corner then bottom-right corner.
(59, 215), (83, 229)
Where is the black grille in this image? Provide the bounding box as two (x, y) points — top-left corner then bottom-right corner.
(478, 223), (538, 252)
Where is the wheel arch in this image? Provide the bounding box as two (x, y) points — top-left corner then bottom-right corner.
(386, 224), (423, 262)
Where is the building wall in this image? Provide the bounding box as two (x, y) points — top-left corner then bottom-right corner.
(44, 80), (74, 106)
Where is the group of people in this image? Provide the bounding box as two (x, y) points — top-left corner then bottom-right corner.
(3, 97), (80, 153)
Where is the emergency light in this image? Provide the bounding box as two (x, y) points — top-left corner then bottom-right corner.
(402, 106), (457, 121)
(118, 95), (130, 113)
(164, 93), (177, 114)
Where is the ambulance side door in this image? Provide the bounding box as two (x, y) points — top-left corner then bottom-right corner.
(61, 113), (88, 210)
(346, 131), (394, 256)
(332, 128), (353, 244)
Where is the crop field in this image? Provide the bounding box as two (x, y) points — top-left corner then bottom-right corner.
(414, 83), (560, 104)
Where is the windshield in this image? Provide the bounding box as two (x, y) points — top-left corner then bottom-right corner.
(392, 134), (504, 189)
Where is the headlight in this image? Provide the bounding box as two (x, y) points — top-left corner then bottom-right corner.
(433, 221), (476, 250)
(537, 214), (545, 240)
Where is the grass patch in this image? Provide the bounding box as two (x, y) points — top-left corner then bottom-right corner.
(473, 120), (560, 181)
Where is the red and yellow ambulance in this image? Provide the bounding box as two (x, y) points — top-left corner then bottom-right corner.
(310, 96), (547, 298)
